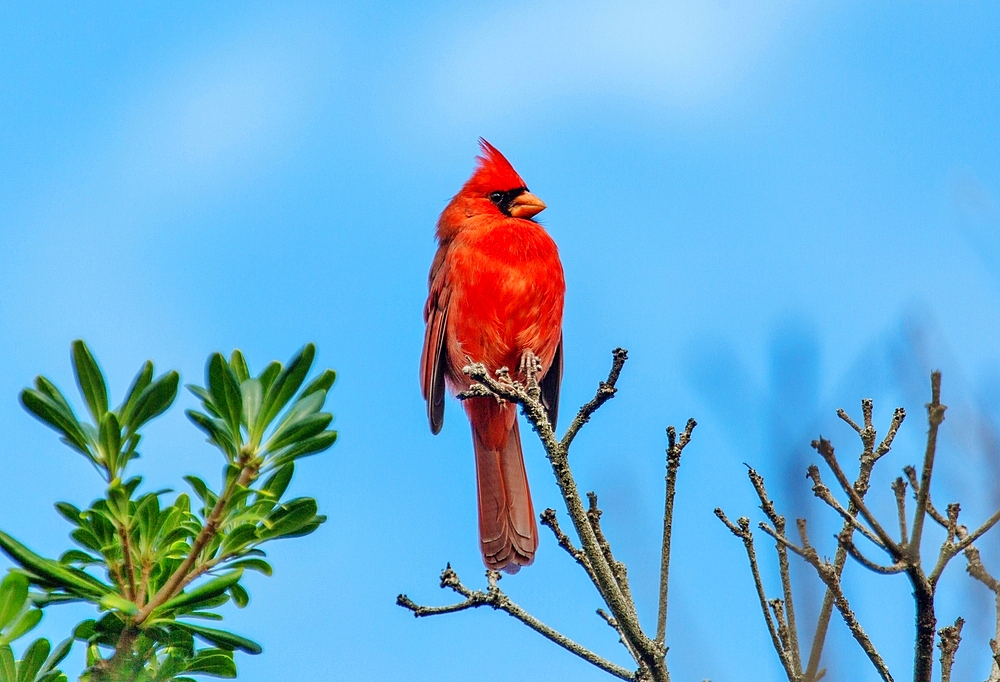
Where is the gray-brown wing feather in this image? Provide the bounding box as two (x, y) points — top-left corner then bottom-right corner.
(420, 248), (450, 434)
(539, 335), (563, 428)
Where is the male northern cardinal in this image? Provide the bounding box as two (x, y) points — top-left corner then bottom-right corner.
(420, 140), (565, 573)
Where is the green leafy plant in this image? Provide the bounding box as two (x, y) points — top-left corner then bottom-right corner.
(2, 341), (336, 681)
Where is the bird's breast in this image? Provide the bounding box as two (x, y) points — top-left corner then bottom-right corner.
(444, 220), (565, 384)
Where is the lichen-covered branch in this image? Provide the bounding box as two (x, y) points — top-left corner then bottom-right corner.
(397, 567), (635, 680)
(404, 348), (693, 682)
(657, 419), (696, 645)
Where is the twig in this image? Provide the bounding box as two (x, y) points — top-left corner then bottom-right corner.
(937, 617), (963, 682)
(836, 530), (906, 575)
(746, 466), (802, 678)
(456, 349), (670, 680)
(909, 371), (945, 562)
(811, 439), (901, 559)
(560, 348), (628, 452)
(657, 419), (695, 645)
(891, 478), (909, 545)
(806, 465), (889, 551)
(540, 508), (598, 587)
(398, 567), (636, 681)
(803, 405), (905, 682)
(715, 510), (798, 681)
(588, 492), (636, 613)
(760, 520), (895, 682)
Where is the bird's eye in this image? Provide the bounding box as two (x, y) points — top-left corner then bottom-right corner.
(488, 191), (503, 204)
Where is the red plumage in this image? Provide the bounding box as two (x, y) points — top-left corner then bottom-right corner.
(421, 140), (565, 573)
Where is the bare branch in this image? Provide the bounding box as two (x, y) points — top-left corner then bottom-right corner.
(789, 520), (895, 682)
(937, 617), (964, 682)
(836, 530), (906, 575)
(891, 478), (909, 545)
(806, 465), (888, 551)
(540, 508), (598, 587)
(588, 492), (636, 613)
(804, 404), (904, 682)
(811, 439), (902, 559)
(909, 371), (946, 561)
(715, 510), (798, 681)
(746, 466), (802, 678)
(657, 419), (696, 645)
(560, 348), (629, 451)
(398, 567), (636, 681)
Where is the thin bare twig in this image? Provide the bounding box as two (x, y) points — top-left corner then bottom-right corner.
(803, 405), (905, 682)
(937, 617), (964, 682)
(892, 478), (909, 545)
(560, 348), (628, 452)
(806, 464), (889, 551)
(454, 349), (670, 680)
(811, 439), (902, 559)
(760, 520), (895, 682)
(398, 567), (635, 680)
(746, 466), (802, 678)
(715, 510), (798, 681)
(657, 419), (696, 645)
(540, 508), (598, 587)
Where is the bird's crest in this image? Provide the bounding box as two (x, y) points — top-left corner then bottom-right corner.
(463, 139), (527, 194)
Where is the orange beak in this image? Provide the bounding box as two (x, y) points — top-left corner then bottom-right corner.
(508, 191), (546, 219)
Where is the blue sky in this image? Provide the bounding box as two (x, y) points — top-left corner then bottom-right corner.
(2, 2), (1000, 680)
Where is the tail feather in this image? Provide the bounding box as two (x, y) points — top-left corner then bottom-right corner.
(474, 419), (537, 573)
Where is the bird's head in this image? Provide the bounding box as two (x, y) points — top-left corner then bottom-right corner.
(447, 139), (547, 223)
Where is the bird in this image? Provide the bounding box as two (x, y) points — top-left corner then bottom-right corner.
(420, 139), (565, 574)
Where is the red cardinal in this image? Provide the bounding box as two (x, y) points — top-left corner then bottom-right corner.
(421, 140), (565, 573)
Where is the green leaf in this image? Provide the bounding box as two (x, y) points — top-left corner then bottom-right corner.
(279, 516), (325, 539)
(19, 391), (91, 458)
(186, 385), (221, 419)
(256, 362), (281, 397)
(0, 574), (28, 630)
(226, 559), (271, 576)
(0, 646), (14, 682)
(259, 464), (294, 501)
(186, 411), (237, 460)
(39, 638), (72, 677)
(266, 413), (332, 454)
(155, 570), (243, 616)
(72, 340), (108, 424)
(98, 593), (137, 616)
(127, 372), (179, 433)
(240, 380), (262, 433)
(72, 621), (95, 642)
(0, 610), (41, 647)
(270, 430), (337, 468)
(53, 504), (81, 527)
(98, 412), (122, 475)
(229, 351), (250, 384)
(15, 638), (48, 682)
(228, 583), (248, 609)
(171, 622), (261, 655)
(0, 532), (110, 599)
(255, 344), (315, 435)
(220, 526), (257, 555)
(118, 361), (153, 425)
(183, 648), (236, 678)
(259, 499), (318, 540)
(207, 354), (242, 439)
(57, 551), (99, 566)
(300, 369), (336, 399)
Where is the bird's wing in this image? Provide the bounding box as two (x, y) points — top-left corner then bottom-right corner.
(420, 246), (451, 434)
(539, 334), (563, 428)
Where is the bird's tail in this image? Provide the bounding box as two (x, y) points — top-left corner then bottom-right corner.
(472, 410), (537, 573)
